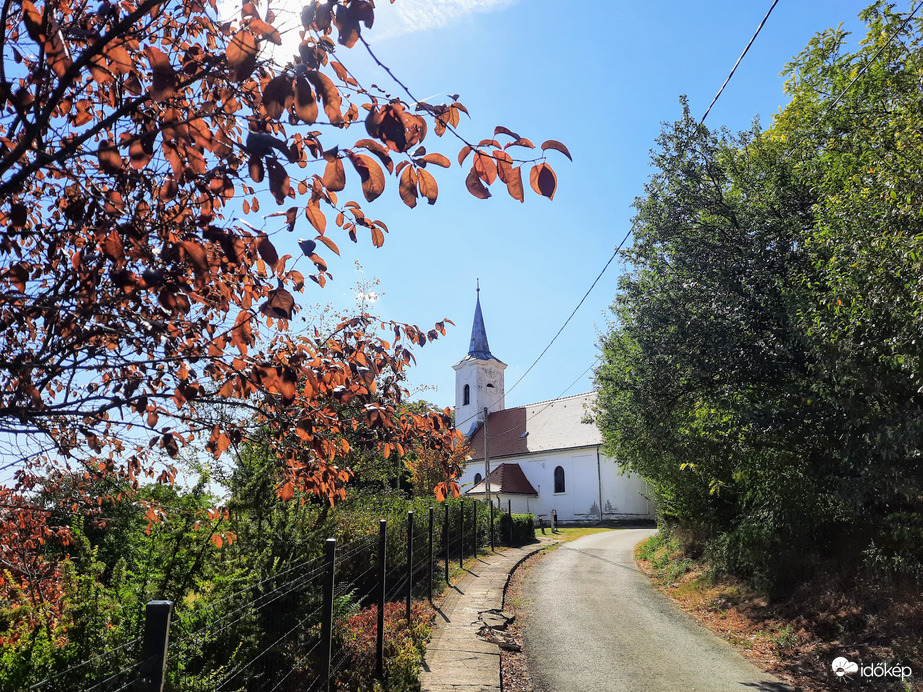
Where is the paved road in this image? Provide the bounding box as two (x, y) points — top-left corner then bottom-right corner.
(521, 529), (792, 692)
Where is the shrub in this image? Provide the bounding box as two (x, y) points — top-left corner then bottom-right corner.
(494, 513), (535, 546)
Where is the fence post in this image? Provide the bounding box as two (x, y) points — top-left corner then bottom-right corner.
(321, 538), (336, 692)
(376, 520), (386, 680)
(137, 600), (172, 692)
(473, 500), (478, 557)
(428, 506), (434, 602)
(406, 511), (414, 624)
(444, 502), (450, 586)
(508, 499), (513, 545)
(459, 500), (464, 568)
(489, 499), (495, 552)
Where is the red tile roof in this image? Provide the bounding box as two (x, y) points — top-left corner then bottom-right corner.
(467, 463), (538, 496)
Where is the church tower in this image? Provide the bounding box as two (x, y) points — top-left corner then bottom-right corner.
(453, 285), (507, 436)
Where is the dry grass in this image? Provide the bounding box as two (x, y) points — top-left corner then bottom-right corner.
(635, 533), (923, 691)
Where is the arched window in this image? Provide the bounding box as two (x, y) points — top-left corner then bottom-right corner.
(463, 384), (470, 406)
(474, 473), (483, 486)
(554, 466), (565, 494)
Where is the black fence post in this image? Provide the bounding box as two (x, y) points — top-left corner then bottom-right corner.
(459, 501), (464, 568)
(406, 511), (414, 624)
(473, 500), (478, 557)
(376, 520), (386, 680)
(428, 506), (434, 602)
(321, 538), (336, 692)
(137, 600), (172, 692)
(444, 502), (450, 586)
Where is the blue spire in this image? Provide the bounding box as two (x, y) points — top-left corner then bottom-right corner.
(468, 281), (495, 360)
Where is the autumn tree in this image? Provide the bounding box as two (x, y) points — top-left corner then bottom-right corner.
(0, 0), (568, 639)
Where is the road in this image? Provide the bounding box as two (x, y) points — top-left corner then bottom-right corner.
(521, 529), (792, 692)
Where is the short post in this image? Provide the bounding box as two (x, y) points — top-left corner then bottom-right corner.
(551, 509), (557, 534)
(137, 600), (173, 692)
(444, 502), (450, 586)
(428, 506), (434, 602)
(508, 499), (513, 545)
(376, 520), (386, 680)
(459, 501), (464, 568)
(489, 499), (495, 552)
(406, 511), (414, 624)
(473, 500), (478, 557)
(321, 538), (336, 692)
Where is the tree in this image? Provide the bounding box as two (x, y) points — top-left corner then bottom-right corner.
(0, 0), (568, 640)
(596, 4), (923, 587)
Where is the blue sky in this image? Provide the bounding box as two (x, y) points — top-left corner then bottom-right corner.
(269, 0), (882, 411)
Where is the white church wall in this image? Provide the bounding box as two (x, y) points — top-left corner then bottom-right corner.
(460, 447), (655, 523)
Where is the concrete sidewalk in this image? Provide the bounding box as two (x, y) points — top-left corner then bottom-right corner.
(419, 538), (554, 692)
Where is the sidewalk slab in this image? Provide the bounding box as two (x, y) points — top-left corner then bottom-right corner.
(419, 539), (555, 692)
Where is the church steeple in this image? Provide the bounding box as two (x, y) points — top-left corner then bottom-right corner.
(468, 282), (494, 360)
(453, 282), (507, 435)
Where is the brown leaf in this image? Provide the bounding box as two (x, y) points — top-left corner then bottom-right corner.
(226, 29), (259, 81)
(294, 76), (318, 123)
(267, 159), (291, 204)
(333, 4), (360, 47)
(249, 156), (265, 183)
(279, 481), (295, 502)
(249, 17), (282, 45)
(323, 158), (346, 191)
(417, 168), (438, 205)
(399, 166), (418, 208)
(257, 234), (279, 270)
(474, 152), (497, 185)
(505, 165), (524, 203)
(494, 125), (521, 140)
(529, 162), (556, 200)
(353, 139), (394, 173)
(371, 226), (385, 248)
(97, 141), (122, 175)
(465, 167), (491, 199)
(348, 153), (385, 202)
(261, 287), (295, 320)
(421, 153), (450, 168)
(263, 75), (293, 120)
(541, 139), (573, 161)
(306, 201), (326, 233)
(458, 145), (472, 166)
(305, 71), (342, 124)
(316, 234), (340, 255)
(145, 46), (176, 102)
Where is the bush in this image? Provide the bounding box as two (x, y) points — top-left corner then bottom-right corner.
(494, 513), (535, 546)
(333, 601), (434, 691)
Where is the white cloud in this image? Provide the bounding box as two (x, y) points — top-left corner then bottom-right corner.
(373, 0), (517, 40)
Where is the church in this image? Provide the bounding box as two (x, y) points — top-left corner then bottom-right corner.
(453, 290), (655, 524)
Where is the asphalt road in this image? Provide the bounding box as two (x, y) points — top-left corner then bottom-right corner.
(521, 529), (793, 692)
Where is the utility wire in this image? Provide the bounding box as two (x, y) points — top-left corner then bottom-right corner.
(700, 0), (780, 125)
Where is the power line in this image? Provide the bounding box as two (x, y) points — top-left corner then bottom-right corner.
(700, 0), (780, 126)
(454, 224), (635, 434)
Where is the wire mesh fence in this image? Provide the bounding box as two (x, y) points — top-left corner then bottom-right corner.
(26, 498), (515, 692)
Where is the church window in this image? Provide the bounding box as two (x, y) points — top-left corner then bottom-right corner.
(463, 384), (470, 406)
(554, 466), (566, 494)
(474, 473), (483, 485)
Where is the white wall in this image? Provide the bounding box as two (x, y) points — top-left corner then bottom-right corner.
(460, 447), (654, 522)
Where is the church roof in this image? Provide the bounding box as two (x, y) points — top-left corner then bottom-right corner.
(467, 392), (601, 461)
(467, 290), (495, 360)
(467, 463), (538, 496)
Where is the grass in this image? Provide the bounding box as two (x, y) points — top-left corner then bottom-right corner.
(533, 525), (613, 543)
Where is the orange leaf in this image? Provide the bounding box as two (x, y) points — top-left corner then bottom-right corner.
(421, 153), (450, 168)
(211, 533), (224, 548)
(316, 234), (340, 255)
(465, 167), (490, 199)
(529, 162), (556, 200)
(260, 287), (295, 320)
(279, 482), (295, 502)
(294, 76), (318, 124)
(541, 139), (572, 161)
(226, 30), (259, 81)
(371, 226), (385, 248)
(399, 166), (418, 208)
(323, 158), (346, 191)
(417, 168), (438, 205)
(267, 159), (292, 204)
(306, 202), (327, 233)
(249, 17), (282, 45)
(145, 46), (176, 102)
(349, 153), (385, 202)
